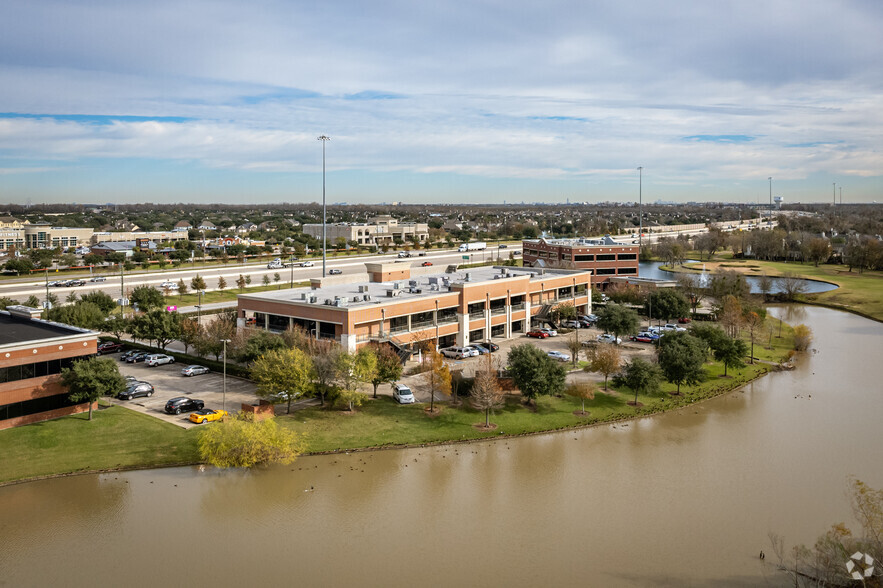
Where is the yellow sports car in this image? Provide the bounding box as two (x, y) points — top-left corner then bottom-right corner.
(189, 409), (228, 424)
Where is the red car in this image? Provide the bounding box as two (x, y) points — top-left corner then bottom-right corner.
(678, 317), (692, 324)
(97, 341), (125, 355)
(526, 330), (549, 339)
(421, 261), (433, 267)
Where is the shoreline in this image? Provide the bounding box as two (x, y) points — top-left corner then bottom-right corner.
(0, 360), (775, 488)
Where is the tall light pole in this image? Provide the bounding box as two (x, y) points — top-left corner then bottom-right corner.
(221, 339), (231, 412)
(840, 186), (842, 206)
(637, 166), (643, 248)
(318, 135), (331, 277)
(833, 182), (836, 207)
(768, 177), (772, 227)
(289, 253), (295, 288)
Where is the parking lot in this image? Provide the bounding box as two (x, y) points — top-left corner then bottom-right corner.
(112, 353), (261, 429)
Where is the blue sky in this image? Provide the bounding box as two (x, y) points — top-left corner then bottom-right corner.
(0, 0), (881, 204)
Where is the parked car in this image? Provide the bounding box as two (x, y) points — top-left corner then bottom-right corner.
(89, 276), (107, 282)
(539, 328), (558, 337)
(464, 346), (480, 357)
(125, 351), (151, 363)
(631, 333), (655, 343)
(663, 323), (687, 332)
(526, 329), (549, 339)
(442, 347), (472, 359)
(469, 344), (490, 355)
(421, 261), (433, 267)
(117, 382), (154, 400)
(647, 326), (664, 335)
(546, 350), (571, 362)
(596, 334), (622, 345)
(159, 281), (179, 290)
(392, 383), (416, 404)
(579, 314), (599, 323)
(165, 397), (205, 415)
(189, 409), (228, 424)
(97, 341), (124, 355)
(678, 317), (692, 324)
(181, 365), (210, 377)
(478, 341), (499, 352)
(328, 269), (342, 275)
(561, 320), (582, 329)
(119, 349), (140, 362)
(145, 354), (175, 367)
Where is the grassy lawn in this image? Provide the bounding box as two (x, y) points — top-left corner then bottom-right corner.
(0, 407), (199, 485)
(166, 280), (311, 307)
(665, 253), (883, 322)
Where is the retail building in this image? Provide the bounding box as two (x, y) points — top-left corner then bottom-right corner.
(522, 236), (639, 285)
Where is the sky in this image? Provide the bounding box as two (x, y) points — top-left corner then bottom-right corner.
(0, 0), (881, 205)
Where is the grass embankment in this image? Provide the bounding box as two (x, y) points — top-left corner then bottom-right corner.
(0, 319), (794, 484)
(166, 280), (311, 307)
(663, 252), (883, 322)
(0, 407), (199, 485)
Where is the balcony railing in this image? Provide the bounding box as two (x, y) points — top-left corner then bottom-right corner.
(411, 320), (435, 331)
(490, 307), (507, 316)
(469, 311), (485, 320)
(510, 302), (525, 311)
(389, 324), (409, 334)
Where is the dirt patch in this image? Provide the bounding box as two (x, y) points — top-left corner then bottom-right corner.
(626, 401), (644, 407)
(424, 407), (444, 417)
(668, 391), (683, 397)
(572, 410), (590, 417)
(472, 423), (498, 431)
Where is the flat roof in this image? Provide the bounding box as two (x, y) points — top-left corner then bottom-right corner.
(524, 236), (633, 247)
(241, 265), (590, 310)
(0, 312), (94, 347)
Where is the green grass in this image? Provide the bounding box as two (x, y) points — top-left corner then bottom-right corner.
(166, 280), (311, 306)
(0, 407), (199, 485)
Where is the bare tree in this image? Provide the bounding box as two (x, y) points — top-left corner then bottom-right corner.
(777, 272), (808, 301)
(586, 343), (621, 391)
(565, 329), (582, 367)
(470, 354), (505, 428)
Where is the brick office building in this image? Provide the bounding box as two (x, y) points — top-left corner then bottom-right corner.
(0, 307), (99, 430)
(237, 262), (592, 351)
(522, 237), (639, 286)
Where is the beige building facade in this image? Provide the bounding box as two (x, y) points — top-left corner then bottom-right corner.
(303, 216), (429, 247)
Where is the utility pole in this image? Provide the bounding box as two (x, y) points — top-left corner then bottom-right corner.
(768, 177), (772, 227)
(119, 261), (125, 316)
(318, 135), (331, 277)
(221, 339), (230, 412)
(833, 182), (836, 207)
(840, 186), (842, 206)
(637, 166), (643, 249)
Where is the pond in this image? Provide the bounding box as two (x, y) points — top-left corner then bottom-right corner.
(639, 261), (839, 294)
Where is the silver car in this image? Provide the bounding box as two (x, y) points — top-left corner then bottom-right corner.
(181, 365), (210, 377)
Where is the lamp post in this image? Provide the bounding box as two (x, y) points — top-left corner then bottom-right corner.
(119, 260), (125, 316)
(318, 135), (330, 277)
(833, 182), (836, 207)
(221, 339), (231, 412)
(434, 299), (439, 351)
(637, 166), (643, 248)
(196, 289), (204, 325)
(768, 177), (772, 227)
(289, 253), (295, 288)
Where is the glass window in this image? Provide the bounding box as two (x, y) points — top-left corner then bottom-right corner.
(574, 254), (594, 262)
(596, 254), (616, 261)
(618, 253), (637, 261)
(618, 268), (637, 275)
(596, 268), (616, 275)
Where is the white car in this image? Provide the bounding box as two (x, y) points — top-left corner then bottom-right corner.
(392, 383), (416, 404)
(146, 354), (175, 367)
(300, 261), (314, 267)
(546, 350), (571, 362)
(181, 365), (210, 376)
(663, 323), (687, 332)
(561, 320), (582, 329)
(89, 276), (107, 282)
(540, 328), (558, 337)
(442, 347), (472, 359)
(647, 326), (664, 334)
(596, 334), (622, 345)
(160, 281), (179, 290)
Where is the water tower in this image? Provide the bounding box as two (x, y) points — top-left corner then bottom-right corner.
(773, 196), (784, 209)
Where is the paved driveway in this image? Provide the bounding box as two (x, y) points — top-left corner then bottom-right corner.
(112, 354), (260, 429)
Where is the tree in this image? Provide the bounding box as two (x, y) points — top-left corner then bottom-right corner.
(233, 329), (286, 364)
(179, 318), (201, 354)
(793, 324), (813, 351)
(717, 295), (743, 338)
(177, 279), (189, 297)
(61, 357), (126, 420)
(368, 343), (403, 399)
(422, 348), (452, 412)
(79, 290), (117, 314)
(644, 289), (690, 323)
(60, 252), (77, 267)
(262, 274), (271, 287)
(132, 309), (182, 350)
(309, 340), (342, 406)
(4, 258), (34, 275)
(710, 269), (750, 301)
(47, 301), (106, 330)
(806, 237), (831, 266)
(104, 315), (130, 340)
(742, 310), (766, 364)
(506, 343), (567, 405)
(250, 347), (314, 413)
(657, 332), (706, 394)
(554, 302), (578, 323)
(236, 274), (247, 291)
(714, 337), (748, 376)
(197, 412), (304, 468)
(24, 295), (40, 308)
(0, 297), (20, 310)
(587, 342), (621, 391)
(756, 273), (774, 302)
(565, 382), (596, 415)
(130, 285), (164, 311)
(777, 272), (808, 302)
(595, 303), (640, 343)
(197, 317), (234, 360)
(83, 253), (104, 267)
(565, 330), (582, 366)
(273, 273), (281, 289)
(335, 347), (377, 411)
(617, 357), (662, 406)
(217, 276), (227, 291)
(471, 354), (505, 427)
(191, 274), (207, 292)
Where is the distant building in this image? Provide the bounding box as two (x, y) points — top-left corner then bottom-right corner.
(0, 306), (99, 430)
(522, 236), (640, 286)
(303, 215), (429, 247)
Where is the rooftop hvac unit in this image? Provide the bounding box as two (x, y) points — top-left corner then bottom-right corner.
(335, 298), (348, 307)
(324, 299), (334, 305)
(358, 285), (369, 293)
(409, 287), (422, 294)
(309, 295), (318, 303)
(364, 294), (372, 301)
(493, 274), (501, 279)
(386, 289), (401, 297)
(408, 279), (417, 287)
(464, 272), (471, 282)
(393, 282), (402, 289)
(430, 284), (439, 291)
(428, 277), (440, 285)
(352, 296), (361, 303)
(299, 293), (307, 300)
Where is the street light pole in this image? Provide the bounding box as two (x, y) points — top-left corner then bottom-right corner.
(637, 166), (643, 249)
(833, 182), (836, 207)
(768, 177), (772, 227)
(221, 339), (231, 412)
(318, 135), (330, 278)
(289, 254), (294, 288)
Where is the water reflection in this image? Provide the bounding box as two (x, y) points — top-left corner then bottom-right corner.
(639, 262), (838, 294)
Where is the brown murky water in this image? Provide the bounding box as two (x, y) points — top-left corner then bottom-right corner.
(1, 305), (881, 587)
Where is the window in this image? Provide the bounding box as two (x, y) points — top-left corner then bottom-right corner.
(617, 267), (637, 275)
(469, 329), (484, 342)
(618, 253), (637, 261)
(595, 268), (616, 275)
(574, 254), (594, 262)
(596, 254), (616, 261)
